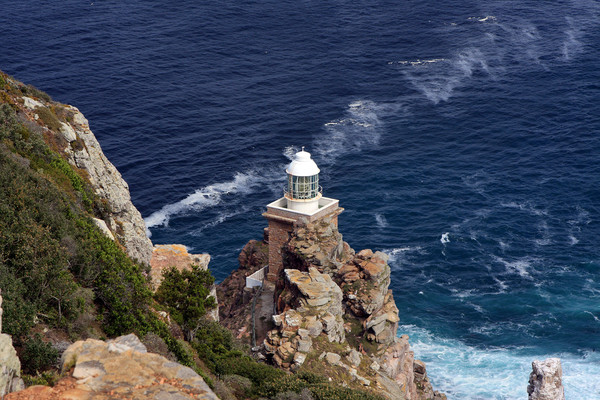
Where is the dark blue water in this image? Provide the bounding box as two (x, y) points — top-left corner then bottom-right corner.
(3, 1), (600, 398)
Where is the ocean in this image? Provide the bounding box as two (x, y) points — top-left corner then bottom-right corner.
(2, 0), (599, 398)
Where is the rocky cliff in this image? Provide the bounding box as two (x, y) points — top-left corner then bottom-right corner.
(19, 95), (154, 264)
(219, 211), (446, 400)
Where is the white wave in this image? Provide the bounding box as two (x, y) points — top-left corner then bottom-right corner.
(399, 324), (600, 400)
(145, 169), (277, 231)
(283, 145), (300, 160)
(314, 100), (402, 164)
(568, 235), (579, 245)
(375, 213), (388, 228)
(468, 15), (497, 23)
(584, 311), (600, 322)
(384, 246), (424, 269)
(493, 256), (535, 279)
(441, 232), (450, 244)
(500, 201), (547, 216)
(561, 17), (584, 61)
(450, 288), (476, 298)
(404, 47), (490, 104)
(492, 276), (508, 292)
(389, 58), (447, 66)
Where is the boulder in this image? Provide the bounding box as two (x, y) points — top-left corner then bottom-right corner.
(12, 334), (218, 400)
(527, 358), (565, 400)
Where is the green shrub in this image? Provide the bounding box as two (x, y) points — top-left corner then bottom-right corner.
(35, 106), (62, 132)
(22, 370), (60, 387)
(20, 334), (59, 374)
(20, 84), (52, 102)
(256, 372), (386, 400)
(155, 265), (216, 341)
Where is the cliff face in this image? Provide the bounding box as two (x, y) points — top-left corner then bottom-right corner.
(10, 87), (153, 264)
(219, 212), (446, 400)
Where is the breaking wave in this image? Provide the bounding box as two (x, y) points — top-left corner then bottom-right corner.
(400, 324), (600, 400)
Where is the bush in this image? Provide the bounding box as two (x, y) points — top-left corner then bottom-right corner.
(22, 370), (60, 387)
(257, 372), (386, 400)
(34, 106), (62, 132)
(20, 334), (59, 374)
(155, 265), (216, 341)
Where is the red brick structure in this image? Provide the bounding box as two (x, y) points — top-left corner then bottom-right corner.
(263, 197), (340, 282)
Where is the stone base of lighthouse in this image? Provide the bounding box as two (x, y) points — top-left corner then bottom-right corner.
(263, 196), (341, 283)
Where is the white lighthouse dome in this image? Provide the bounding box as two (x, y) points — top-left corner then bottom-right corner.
(286, 149), (320, 176)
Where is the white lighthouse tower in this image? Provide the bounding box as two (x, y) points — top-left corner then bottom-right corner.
(262, 147), (342, 282)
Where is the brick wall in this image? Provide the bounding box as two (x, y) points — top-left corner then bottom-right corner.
(266, 219), (294, 282)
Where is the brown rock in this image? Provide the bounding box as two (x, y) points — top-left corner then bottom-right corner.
(45, 335), (218, 400)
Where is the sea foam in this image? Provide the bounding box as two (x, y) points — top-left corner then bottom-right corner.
(399, 324), (600, 400)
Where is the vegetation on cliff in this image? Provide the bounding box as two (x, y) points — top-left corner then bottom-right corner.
(0, 73), (188, 376)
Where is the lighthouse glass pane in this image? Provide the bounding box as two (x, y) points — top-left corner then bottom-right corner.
(289, 174), (319, 199)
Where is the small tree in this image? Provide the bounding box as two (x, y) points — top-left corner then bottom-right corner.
(155, 265), (216, 341)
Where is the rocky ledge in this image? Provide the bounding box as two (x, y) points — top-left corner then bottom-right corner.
(5, 334), (218, 400)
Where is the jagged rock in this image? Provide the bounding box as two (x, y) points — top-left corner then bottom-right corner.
(281, 267), (345, 343)
(285, 216), (354, 275)
(305, 316), (323, 337)
(92, 217), (115, 241)
(9, 334), (219, 400)
(340, 250), (391, 318)
(378, 335), (417, 400)
(0, 334), (24, 398)
(370, 361), (380, 372)
(221, 207), (444, 399)
(528, 358), (565, 400)
(22, 96), (44, 109)
(293, 352), (307, 368)
(59, 121), (77, 142)
(296, 337), (312, 353)
(364, 291), (400, 345)
(347, 349), (362, 367)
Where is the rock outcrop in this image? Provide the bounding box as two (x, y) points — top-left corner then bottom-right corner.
(6, 334), (219, 400)
(220, 212), (445, 400)
(14, 92), (154, 264)
(527, 358), (565, 400)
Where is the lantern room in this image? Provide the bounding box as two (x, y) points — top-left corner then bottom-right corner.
(285, 148), (322, 212)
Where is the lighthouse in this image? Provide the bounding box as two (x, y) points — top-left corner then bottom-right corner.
(262, 148), (342, 282)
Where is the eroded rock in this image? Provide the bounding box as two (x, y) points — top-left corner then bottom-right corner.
(528, 358), (565, 400)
